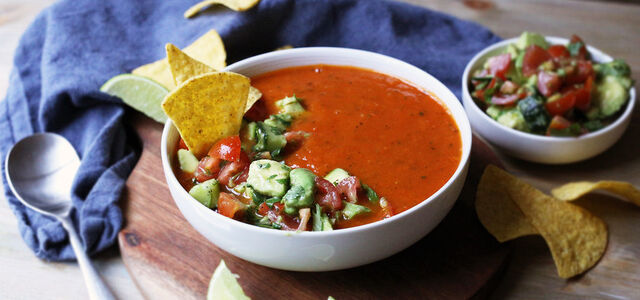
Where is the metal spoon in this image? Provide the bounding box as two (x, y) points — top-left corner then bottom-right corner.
(5, 133), (116, 300)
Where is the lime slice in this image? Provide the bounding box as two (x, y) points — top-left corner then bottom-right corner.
(100, 74), (169, 123)
(207, 260), (250, 300)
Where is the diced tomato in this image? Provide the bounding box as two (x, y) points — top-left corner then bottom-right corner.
(315, 177), (342, 210)
(194, 156), (221, 182)
(548, 45), (570, 60)
(522, 45), (552, 77)
(569, 34), (588, 59)
(284, 131), (308, 143)
(217, 152), (250, 186)
(266, 203), (299, 230)
(258, 202), (270, 216)
(336, 176), (361, 203)
(574, 76), (594, 111)
(473, 89), (485, 102)
(486, 53), (511, 80)
(545, 90), (576, 116)
(178, 138), (188, 150)
(243, 99), (268, 122)
(234, 166), (250, 185)
(218, 193), (247, 219)
(564, 60), (593, 85)
(490, 94), (519, 106)
(537, 71), (562, 97)
(546, 115), (572, 135)
(208, 135), (242, 162)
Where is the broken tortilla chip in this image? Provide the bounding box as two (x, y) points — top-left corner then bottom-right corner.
(477, 165), (608, 279)
(165, 43), (262, 112)
(167, 43), (216, 86)
(162, 72), (250, 157)
(184, 0), (261, 18)
(132, 30), (226, 90)
(552, 181), (640, 207)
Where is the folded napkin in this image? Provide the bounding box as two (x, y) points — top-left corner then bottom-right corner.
(0, 0), (500, 261)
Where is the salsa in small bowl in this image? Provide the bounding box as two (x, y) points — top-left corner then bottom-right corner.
(462, 32), (635, 164)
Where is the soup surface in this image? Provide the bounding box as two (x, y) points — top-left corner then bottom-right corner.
(251, 65), (462, 228)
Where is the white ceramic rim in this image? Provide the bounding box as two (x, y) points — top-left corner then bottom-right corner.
(161, 47), (472, 237)
(461, 36), (636, 142)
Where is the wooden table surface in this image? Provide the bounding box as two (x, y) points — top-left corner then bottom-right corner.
(1, 0), (638, 299)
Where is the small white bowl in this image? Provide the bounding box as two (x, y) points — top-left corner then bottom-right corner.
(161, 47), (472, 271)
(462, 37), (636, 164)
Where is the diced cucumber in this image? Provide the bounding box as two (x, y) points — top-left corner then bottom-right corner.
(246, 159), (290, 197)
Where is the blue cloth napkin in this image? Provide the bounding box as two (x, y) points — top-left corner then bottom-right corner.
(0, 0), (500, 261)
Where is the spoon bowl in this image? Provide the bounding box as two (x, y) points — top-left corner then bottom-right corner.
(5, 133), (79, 217)
(5, 133), (115, 300)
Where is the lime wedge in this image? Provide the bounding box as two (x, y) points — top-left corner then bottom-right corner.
(207, 260), (250, 300)
(100, 74), (169, 123)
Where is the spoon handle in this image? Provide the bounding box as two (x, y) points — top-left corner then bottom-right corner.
(61, 217), (116, 300)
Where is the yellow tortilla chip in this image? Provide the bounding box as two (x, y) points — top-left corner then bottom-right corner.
(132, 30), (226, 89)
(552, 181), (640, 207)
(162, 72), (250, 157)
(476, 168), (538, 242)
(246, 87), (262, 112)
(275, 45), (293, 51)
(184, 0), (261, 18)
(165, 44), (261, 113)
(166, 43), (215, 86)
(478, 165), (608, 278)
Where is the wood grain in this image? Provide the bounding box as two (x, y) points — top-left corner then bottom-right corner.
(118, 113), (510, 299)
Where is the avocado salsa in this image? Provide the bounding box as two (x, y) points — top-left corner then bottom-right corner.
(174, 65), (462, 231)
(470, 32), (633, 137)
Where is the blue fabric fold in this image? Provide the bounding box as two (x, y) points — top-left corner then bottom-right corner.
(0, 0), (500, 261)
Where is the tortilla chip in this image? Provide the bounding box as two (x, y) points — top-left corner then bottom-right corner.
(184, 0), (261, 18)
(165, 44), (261, 113)
(246, 87), (262, 112)
(479, 165), (608, 278)
(132, 30), (226, 90)
(476, 168), (538, 242)
(275, 45), (293, 51)
(162, 72), (250, 157)
(167, 43), (215, 86)
(552, 181), (640, 207)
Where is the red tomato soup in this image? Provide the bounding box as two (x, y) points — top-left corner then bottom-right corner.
(252, 65), (462, 228)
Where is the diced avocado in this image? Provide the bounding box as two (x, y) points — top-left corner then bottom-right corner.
(342, 202), (371, 220)
(263, 113), (293, 131)
(313, 204), (334, 231)
(594, 59), (631, 78)
(617, 77), (633, 90)
(324, 168), (350, 185)
(515, 32), (549, 50)
(283, 168), (316, 215)
(497, 108), (529, 131)
(321, 214), (333, 231)
(585, 107), (601, 120)
(515, 51), (525, 72)
(275, 96), (305, 117)
(517, 96), (549, 133)
(505, 44), (519, 58)
(594, 75), (629, 117)
(486, 105), (503, 119)
(250, 122), (287, 156)
(312, 204), (323, 231)
(188, 179), (220, 208)
(246, 159), (291, 197)
(177, 149), (198, 173)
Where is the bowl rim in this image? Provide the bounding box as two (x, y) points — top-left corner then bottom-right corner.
(161, 46), (471, 237)
(461, 36), (636, 143)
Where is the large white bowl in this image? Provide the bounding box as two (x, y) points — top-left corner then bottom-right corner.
(462, 37), (636, 164)
(161, 47), (472, 271)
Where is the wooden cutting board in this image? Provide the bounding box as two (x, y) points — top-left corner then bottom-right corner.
(117, 113), (510, 299)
